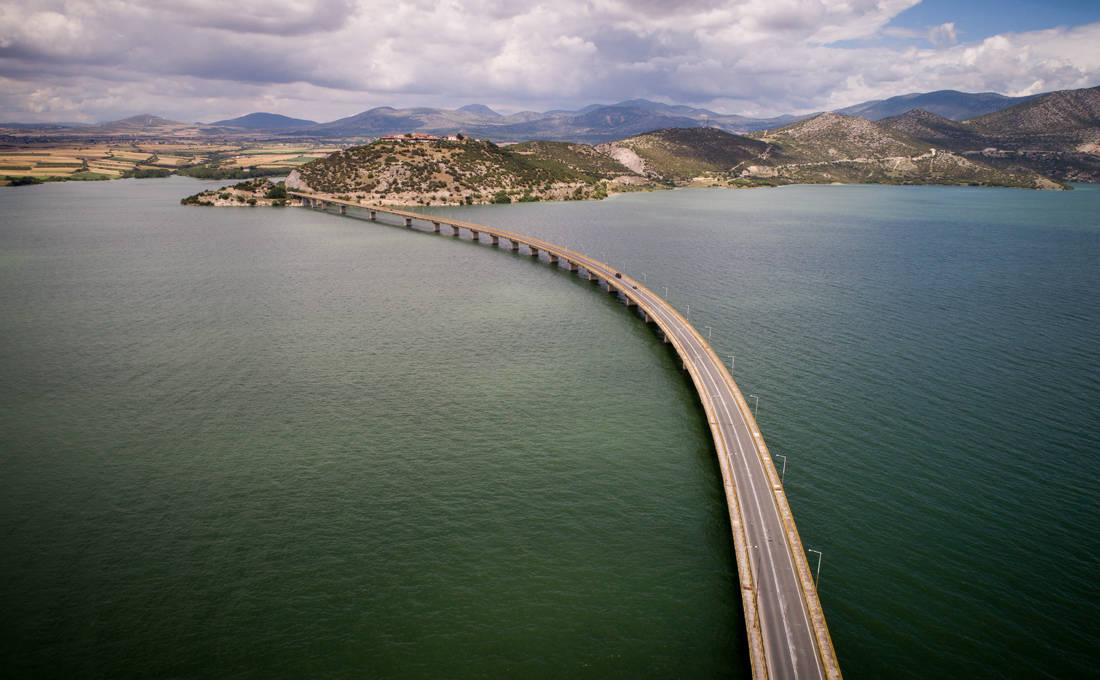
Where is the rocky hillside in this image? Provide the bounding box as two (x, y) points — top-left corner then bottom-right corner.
(597, 127), (769, 182)
(740, 113), (1065, 189)
(285, 137), (648, 205)
(757, 113), (924, 160)
(966, 85), (1100, 138)
(876, 110), (988, 150)
(873, 86), (1100, 182)
(507, 140), (637, 179)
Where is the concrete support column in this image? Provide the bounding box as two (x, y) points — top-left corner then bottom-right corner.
(549, 254), (559, 265)
(369, 210), (377, 221)
(404, 217), (413, 227)
(643, 312), (651, 324)
(432, 221), (441, 233)
(339, 205), (347, 215)
(530, 246), (539, 258)
(452, 225), (461, 237)
(491, 235), (500, 246)
(510, 240), (520, 251)
(568, 262), (579, 272)
(470, 230), (479, 242)
(625, 298), (636, 308)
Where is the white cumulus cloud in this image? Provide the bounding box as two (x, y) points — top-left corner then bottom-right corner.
(0, 0), (1096, 122)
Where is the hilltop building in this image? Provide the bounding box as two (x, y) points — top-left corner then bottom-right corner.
(380, 132), (463, 142)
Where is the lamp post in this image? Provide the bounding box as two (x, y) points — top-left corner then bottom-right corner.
(686, 304), (690, 322)
(642, 272), (647, 284)
(775, 454), (786, 483)
(663, 286), (669, 298)
(748, 394), (759, 419)
(808, 548), (823, 587)
(704, 325), (712, 340)
(729, 354), (735, 376)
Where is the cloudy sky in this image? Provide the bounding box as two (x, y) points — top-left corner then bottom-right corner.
(1, 0), (1098, 123)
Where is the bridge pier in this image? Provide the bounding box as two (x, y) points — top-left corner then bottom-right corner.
(491, 235), (499, 247)
(470, 230), (479, 242)
(452, 225), (461, 237)
(529, 246), (539, 258)
(369, 210), (377, 221)
(404, 217), (413, 227)
(568, 261), (579, 273)
(339, 205), (346, 215)
(549, 254), (559, 265)
(510, 240), (520, 251)
(432, 221), (441, 233)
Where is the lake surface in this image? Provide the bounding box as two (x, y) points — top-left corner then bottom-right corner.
(2, 177), (1097, 678)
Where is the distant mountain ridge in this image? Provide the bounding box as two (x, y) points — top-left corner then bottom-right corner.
(209, 112), (317, 129)
(299, 100), (802, 143)
(0, 91), (1059, 141)
(835, 90), (1040, 121)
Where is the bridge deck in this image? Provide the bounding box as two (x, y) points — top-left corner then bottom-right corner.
(290, 192), (842, 680)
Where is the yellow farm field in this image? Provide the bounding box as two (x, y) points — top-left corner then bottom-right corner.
(2, 140), (344, 185)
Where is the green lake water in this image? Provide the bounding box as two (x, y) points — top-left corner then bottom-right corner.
(2, 177), (1097, 678)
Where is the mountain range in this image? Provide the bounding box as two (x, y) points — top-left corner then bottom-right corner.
(834, 90), (1040, 121)
(7, 88), (1075, 144)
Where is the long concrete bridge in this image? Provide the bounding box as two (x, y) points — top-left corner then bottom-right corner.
(290, 191), (842, 680)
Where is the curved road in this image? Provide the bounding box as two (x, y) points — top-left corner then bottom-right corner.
(291, 193), (841, 680)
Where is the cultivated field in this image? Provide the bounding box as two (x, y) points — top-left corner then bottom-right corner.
(0, 141), (342, 185)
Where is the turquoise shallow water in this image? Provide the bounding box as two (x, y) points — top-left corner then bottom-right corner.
(2, 178), (1098, 678)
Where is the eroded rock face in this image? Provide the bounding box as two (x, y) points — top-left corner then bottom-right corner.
(285, 169), (311, 192)
(597, 144), (647, 175)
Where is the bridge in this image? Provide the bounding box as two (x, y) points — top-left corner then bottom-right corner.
(290, 191), (842, 680)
